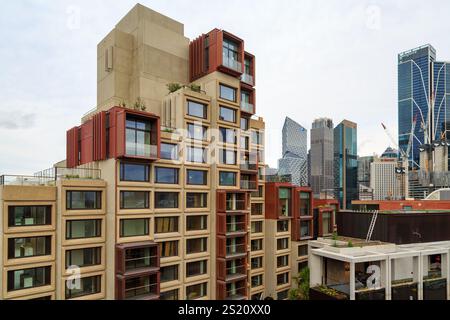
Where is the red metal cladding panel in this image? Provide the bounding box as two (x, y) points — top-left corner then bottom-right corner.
(66, 127), (79, 168)
(93, 112), (107, 161)
(216, 281), (226, 300)
(216, 236), (226, 259)
(216, 259), (226, 281)
(80, 120), (94, 165)
(115, 109), (126, 158)
(216, 191), (227, 213)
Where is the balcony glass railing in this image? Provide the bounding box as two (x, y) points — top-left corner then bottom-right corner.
(240, 101), (254, 114)
(226, 284), (247, 300)
(126, 143), (158, 158)
(226, 199), (247, 211)
(125, 255), (158, 272)
(226, 265), (247, 278)
(125, 283), (158, 300)
(226, 222), (246, 233)
(240, 180), (257, 190)
(226, 243), (247, 256)
(222, 54), (242, 73)
(241, 73), (254, 86)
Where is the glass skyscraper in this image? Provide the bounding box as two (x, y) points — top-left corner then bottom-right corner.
(334, 120), (358, 209)
(398, 44), (450, 169)
(278, 117), (308, 186)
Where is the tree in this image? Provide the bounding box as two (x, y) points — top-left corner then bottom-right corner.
(288, 267), (310, 300)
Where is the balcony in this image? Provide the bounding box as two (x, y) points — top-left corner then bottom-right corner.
(226, 221), (247, 234)
(241, 73), (254, 86)
(226, 264), (247, 282)
(124, 275), (159, 300)
(226, 243), (247, 258)
(222, 55), (242, 73)
(240, 101), (254, 114)
(226, 199), (247, 211)
(226, 280), (247, 300)
(240, 180), (257, 191)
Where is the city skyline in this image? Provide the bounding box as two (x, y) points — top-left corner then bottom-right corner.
(3, 1), (450, 174)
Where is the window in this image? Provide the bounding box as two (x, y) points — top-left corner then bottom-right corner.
(187, 146), (207, 163)
(119, 219), (149, 238)
(65, 276), (102, 299)
(219, 84), (237, 102)
(155, 167), (179, 184)
(298, 261), (308, 272)
(244, 57), (252, 74)
(300, 192), (311, 216)
(252, 130), (263, 145)
(186, 193), (208, 208)
(154, 192), (179, 209)
(251, 239), (263, 251)
(223, 38), (239, 62)
(277, 255), (289, 268)
(160, 241), (178, 258)
(240, 136), (249, 150)
(240, 117), (249, 131)
(277, 289), (289, 300)
(219, 127), (237, 144)
(187, 170), (207, 185)
(251, 221), (263, 233)
(277, 238), (289, 250)
(251, 203), (263, 216)
(277, 272), (289, 286)
(298, 245), (308, 257)
(120, 191), (149, 209)
(187, 123), (208, 141)
(125, 247), (157, 271)
(66, 191), (101, 210)
(8, 236), (51, 259)
(161, 143), (179, 160)
(161, 265), (179, 283)
(7, 266), (51, 291)
(186, 260), (207, 277)
(219, 106), (236, 123)
(278, 188), (291, 217)
(186, 216), (207, 231)
(160, 289), (179, 300)
(300, 221), (311, 238)
(277, 220), (289, 232)
(251, 186), (264, 198)
(251, 257), (263, 269)
(155, 217), (179, 234)
(186, 238), (207, 254)
(186, 282), (207, 300)
(120, 163), (150, 182)
(66, 220), (101, 240)
(126, 116), (152, 157)
(187, 100), (207, 119)
(65, 247), (101, 269)
(125, 274), (158, 299)
(219, 171), (236, 186)
(251, 275), (263, 288)
(8, 206), (52, 227)
(219, 149), (237, 165)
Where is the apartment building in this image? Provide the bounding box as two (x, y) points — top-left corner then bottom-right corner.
(0, 4), (271, 300)
(262, 183), (313, 299)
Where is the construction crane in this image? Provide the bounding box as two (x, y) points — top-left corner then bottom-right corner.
(381, 116), (417, 199)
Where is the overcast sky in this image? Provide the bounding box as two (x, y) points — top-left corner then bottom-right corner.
(1, 0), (450, 174)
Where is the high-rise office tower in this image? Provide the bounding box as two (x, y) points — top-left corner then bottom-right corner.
(334, 120), (358, 209)
(370, 158), (400, 200)
(278, 117), (308, 186)
(310, 118), (334, 198)
(398, 44), (450, 170)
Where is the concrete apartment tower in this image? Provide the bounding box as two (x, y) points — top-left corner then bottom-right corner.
(310, 118), (334, 198)
(278, 117), (308, 186)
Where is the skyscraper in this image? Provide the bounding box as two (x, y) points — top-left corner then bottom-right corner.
(370, 158), (400, 200)
(398, 44), (450, 170)
(334, 120), (358, 209)
(310, 118), (334, 198)
(357, 155), (374, 199)
(278, 117), (308, 186)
